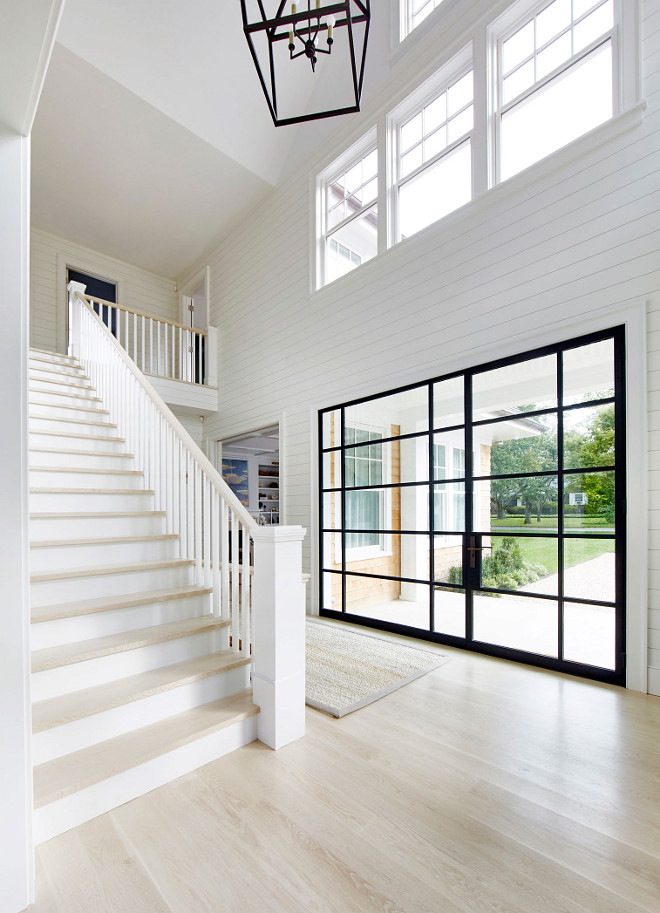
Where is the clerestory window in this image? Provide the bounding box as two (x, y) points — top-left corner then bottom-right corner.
(391, 59), (474, 242)
(318, 131), (378, 287)
(492, 0), (618, 182)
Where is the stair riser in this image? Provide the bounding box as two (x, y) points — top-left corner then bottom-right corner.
(29, 450), (135, 470)
(29, 512), (167, 539)
(30, 417), (117, 437)
(30, 536), (179, 573)
(31, 628), (228, 701)
(30, 402), (110, 423)
(33, 664), (250, 765)
(30, 490), (154, 513)
(31, 562), (194, 606)
(29, 431), (126, 453)
(30, 468), (144, 490)
(31, 594), (214, 650)
(29, 385), (98, 403)
(33, 715), (258, 844)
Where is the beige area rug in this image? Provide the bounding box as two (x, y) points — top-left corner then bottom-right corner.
(305, 620), (450, 717)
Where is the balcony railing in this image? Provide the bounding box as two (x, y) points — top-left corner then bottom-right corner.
(83, 295), (217, 388)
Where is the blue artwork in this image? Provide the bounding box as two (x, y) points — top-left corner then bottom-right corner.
(222, 459), (249, 507)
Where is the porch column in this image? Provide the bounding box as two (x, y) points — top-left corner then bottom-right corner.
(251, 525), (307, 750)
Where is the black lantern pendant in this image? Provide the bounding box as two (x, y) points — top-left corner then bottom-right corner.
(241, 1), (371, 127)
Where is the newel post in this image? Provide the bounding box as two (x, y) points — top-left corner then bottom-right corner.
(251, 525), (307, 750)
(67, 280), (87, 358)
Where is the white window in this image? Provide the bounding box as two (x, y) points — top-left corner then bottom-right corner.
(345, 426), (389, 557)
(318, 132), (378, 287)
(492, 0), (617, 182)
(401, 0), (447, 40)
(390, 54), (473, 243)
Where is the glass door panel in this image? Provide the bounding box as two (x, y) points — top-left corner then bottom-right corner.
(319, 328), (624, 685)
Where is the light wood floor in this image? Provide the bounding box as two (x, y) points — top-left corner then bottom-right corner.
(30, 628), (660, 913)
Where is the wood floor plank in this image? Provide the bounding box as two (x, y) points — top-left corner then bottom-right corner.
(31, 635), (660, 913)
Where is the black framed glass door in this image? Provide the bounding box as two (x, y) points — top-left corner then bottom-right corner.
(319, 328), (626, 685)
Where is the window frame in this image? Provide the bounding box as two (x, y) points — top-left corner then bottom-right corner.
(400, 0), (447, 42)
(316, 128), (378, 290)
(387, 44), (474, 247)
(344, 423), (393, 562)
(488, 0), (625, 186)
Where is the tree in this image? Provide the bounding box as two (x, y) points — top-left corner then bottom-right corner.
(564, 404), (615, 521)
(490, 419), (557, 524)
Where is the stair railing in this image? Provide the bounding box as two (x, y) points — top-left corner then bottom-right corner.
(68, 284), (254, 655)
(82, 293), (217, 388)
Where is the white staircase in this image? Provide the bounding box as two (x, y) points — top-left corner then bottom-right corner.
(28, 349), (259, 844)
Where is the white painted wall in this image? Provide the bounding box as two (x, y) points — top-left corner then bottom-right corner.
(179, 0), (660, 694)
(31, 227), (179, 353)
(0, 124), (34, 913)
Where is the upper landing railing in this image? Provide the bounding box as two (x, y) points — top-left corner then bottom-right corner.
(83, 294), (217, 388)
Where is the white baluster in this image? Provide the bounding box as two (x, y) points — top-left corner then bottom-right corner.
(164, 322), (169, 378)
(212, 488), (220, 615)
(149, 318), (153, 374)
(203, 473), (211, 589)
(187, 450), (194, 569)
(241, 522), (251, 656)
(221, 500), (229, 622)
(194, 461), (202, 584)
(231, 509), (239, 652)
(140, 315), (145, 371)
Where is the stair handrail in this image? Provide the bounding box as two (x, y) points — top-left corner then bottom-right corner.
(69, 283), (256, 655)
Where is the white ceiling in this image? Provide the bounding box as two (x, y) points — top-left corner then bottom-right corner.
(30, 0), (388, 279)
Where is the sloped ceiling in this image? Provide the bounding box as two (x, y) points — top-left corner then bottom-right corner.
(31, 0), (388, 278)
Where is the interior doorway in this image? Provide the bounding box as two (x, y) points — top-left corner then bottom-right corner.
(67, 267), (118, 338)
(217, 424), (280, 525)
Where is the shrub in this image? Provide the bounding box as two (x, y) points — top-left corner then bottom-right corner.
(446, 537), (548, 597)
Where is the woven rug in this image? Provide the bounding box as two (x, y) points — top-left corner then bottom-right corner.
(305, 620), (450, 717)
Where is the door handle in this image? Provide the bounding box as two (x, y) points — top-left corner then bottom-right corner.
(468, 536), (492, 568)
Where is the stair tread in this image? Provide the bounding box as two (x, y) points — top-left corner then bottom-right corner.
(31, 556), (193, 583)
(32, 651), (251, 733)
(30, 487), (152, 494)
(31, 533), (178, 549)
(30, 398), (110, 415)
(30, 466), (143, 476)
(29, 375), (93, 388)
(33, 689), (258, 808)
(30, 510), (165, 519)
(31, 583), (212, 623)
(29, 430), (126, 443)
(30, 448), (134, 459)
(28, 387), (101, 402)
(31, 614), (227, 672)
(29, 416), (118, 428)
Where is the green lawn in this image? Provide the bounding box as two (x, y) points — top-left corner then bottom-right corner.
(491, 535), (615, 575)
(491, 515), (614, 531)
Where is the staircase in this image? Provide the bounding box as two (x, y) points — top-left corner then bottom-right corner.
(28, 348), (259, 844)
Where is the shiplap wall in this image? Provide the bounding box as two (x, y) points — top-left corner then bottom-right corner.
(30, 227), (178, 353)
(183, 0), (660, 692)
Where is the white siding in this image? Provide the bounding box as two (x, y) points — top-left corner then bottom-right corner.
(30, 227), (178, 353)
(179, 0), (658, 694)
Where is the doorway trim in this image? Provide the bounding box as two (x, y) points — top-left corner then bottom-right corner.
(56, 253), (123, 354)
(313, 299), (647, 692)
(179, 266), (210, 330)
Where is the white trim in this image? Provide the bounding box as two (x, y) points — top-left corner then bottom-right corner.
(57, 253), (124, 355)
(21, 0), (65, 136)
